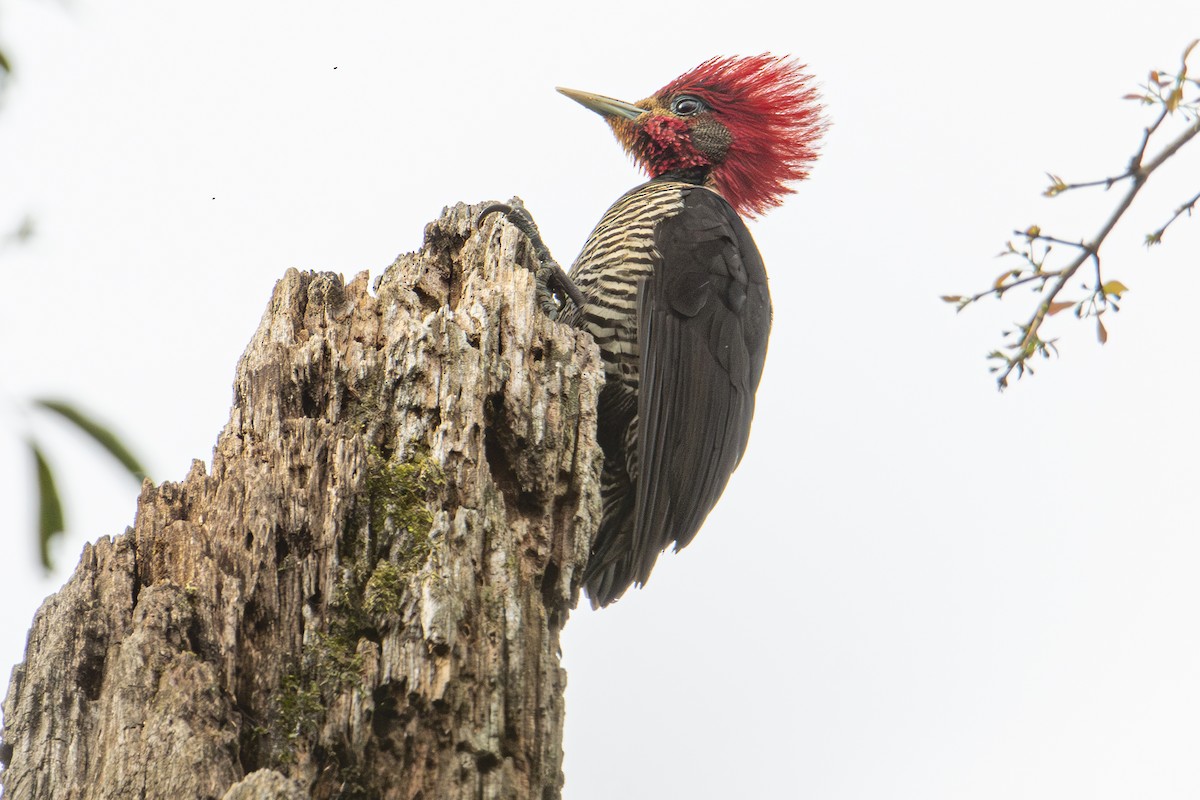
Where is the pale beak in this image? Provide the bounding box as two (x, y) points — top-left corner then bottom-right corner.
(556, 87), (646, 120)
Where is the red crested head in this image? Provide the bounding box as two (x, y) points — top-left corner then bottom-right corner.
(558, 55), (825, 217)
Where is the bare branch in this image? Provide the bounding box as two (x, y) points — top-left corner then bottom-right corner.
(1017, 229), (1090, 250)
(950, 42), (1200, 389)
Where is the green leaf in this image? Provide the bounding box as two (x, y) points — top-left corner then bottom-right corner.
(33, 398), (148, 481)
(29, 440), (65, 571)
(1101, 280), (1129, 299)
(0, 48), (10, 76)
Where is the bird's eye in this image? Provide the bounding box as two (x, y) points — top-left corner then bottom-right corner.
(671, 96), (705, 116)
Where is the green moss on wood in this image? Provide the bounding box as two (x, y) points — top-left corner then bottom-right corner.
(366, 447), (444, 573)
(269, 448), (445, 768)
(364, 561), (404, 615)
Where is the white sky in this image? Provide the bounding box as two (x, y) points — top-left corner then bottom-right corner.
(2, 2), (1199, 798)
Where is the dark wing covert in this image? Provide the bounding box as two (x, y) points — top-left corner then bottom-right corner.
(629, 187), (772, 584)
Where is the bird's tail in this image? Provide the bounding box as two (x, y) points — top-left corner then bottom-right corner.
(581, 479), (637, 608)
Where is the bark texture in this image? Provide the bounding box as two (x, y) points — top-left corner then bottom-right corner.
(0, 202), (604, 800)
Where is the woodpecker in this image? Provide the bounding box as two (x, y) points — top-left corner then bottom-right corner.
(484, 55), (823, 607)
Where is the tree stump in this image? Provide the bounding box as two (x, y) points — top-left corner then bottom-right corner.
(0, 201), (604, 800)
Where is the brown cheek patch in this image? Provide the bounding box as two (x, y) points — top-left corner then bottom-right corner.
(689, 117), (732, 162)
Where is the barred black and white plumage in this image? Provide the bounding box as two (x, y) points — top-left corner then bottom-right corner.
(566, 178), (772, 607)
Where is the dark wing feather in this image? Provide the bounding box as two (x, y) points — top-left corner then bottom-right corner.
(629, 187), (772, 585)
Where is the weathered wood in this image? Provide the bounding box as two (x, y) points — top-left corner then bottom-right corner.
(0, 202), (604, 799)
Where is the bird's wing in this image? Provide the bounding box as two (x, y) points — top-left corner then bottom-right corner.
(630, 187), (772, 584)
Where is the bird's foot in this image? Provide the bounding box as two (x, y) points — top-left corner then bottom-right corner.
(478, 202), (585, 320)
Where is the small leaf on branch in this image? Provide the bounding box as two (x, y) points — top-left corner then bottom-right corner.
(953, 43), (1199, 387)
(1047, 301), (1074, 316)
(1101, 280), (1129, 298)
(940, 295), (964, 303)
(1167, 86), (1183, 112)
(1043, 176), (1068, 197)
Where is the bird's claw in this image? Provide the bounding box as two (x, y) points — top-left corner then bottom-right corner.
(477, 203), (518, 229)
(535, 266), (561, 321)
(478, 203), (538, 238)
(477, 201), (586, 317)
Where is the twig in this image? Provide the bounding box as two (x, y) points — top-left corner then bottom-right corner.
(948, 41), (1200, 389)
(1147, 188), (1200, 245)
